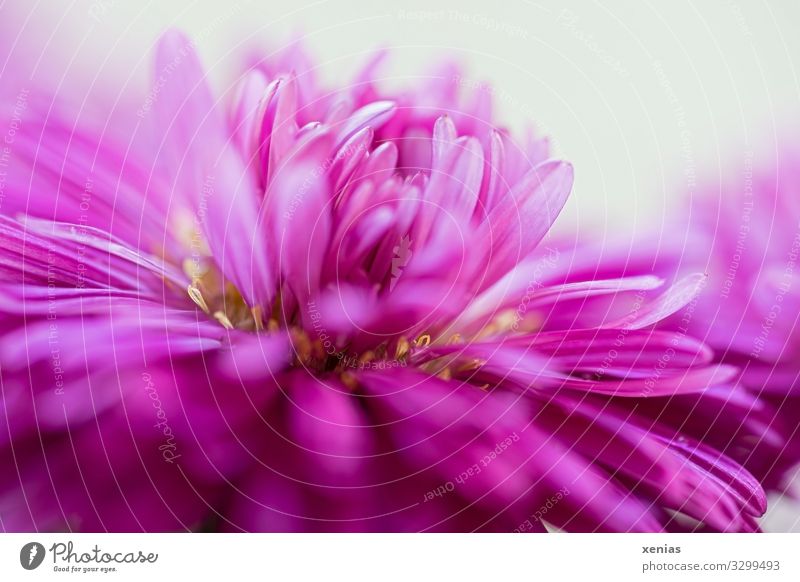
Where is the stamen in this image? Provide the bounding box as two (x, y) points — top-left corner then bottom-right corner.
(213, 311), (234, 330)
(395, 337), (411, 359)
(496, 309), (517, 329)
(187, 285), (210, 314)
(291, 329), (313, 364)
(182, 258), (208, 284)
(341, 371), (358, 390)
(455, 358), (483, 373)
(414, 334), (431, 348)
(475, 309), (518, 340)
(251, 306), (265, 331)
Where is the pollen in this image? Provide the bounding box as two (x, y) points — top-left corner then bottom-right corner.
(341, 371), (358, 390)
(395, 336), (411, 359)
(414, 334), (431, 348)
(290, 328), (314, 365)
(251, 306), (265, 331)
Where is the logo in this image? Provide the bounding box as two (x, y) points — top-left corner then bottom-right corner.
(390, 235), (413, 291)
(20, 542), (46, 570)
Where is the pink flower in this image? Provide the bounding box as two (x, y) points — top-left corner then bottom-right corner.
(0, 31), (765, 532)
(552, 144), (800, 498)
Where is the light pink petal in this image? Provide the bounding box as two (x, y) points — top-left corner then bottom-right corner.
(155, 30), (273, 308)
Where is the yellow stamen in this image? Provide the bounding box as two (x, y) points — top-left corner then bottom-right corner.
(251, 306), (264, 331)
(182, 258), (208, 285)
(311, 339), (326, 360)
(291, 329), (313, 364)
(395, 336), (411, 360)
(414, 334), (431, 348)
(341, 371), (358, 390)
(455, 358), (483, 373)
(496, 309), (517, 330)
(213, 311), (234, 330)
(187, 285), (210, 314)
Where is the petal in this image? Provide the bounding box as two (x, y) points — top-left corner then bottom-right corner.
(265, 130), (333, 306)
(481, 160), (574, 282)
(155, 30), (273, 308)
(603, 273), (708, 330)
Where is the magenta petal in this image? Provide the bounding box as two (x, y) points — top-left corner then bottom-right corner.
(155, 30), (273, 308)
(604, 273), (708, 330)
(482, 160), (574, 282)
(358, 368), (663, 532)
(216, 331), (290, 381)
(266, 130), (333, 305)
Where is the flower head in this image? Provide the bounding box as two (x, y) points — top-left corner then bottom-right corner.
(0, 31), (766, 532)
(552, 144), (800, 497)
(667, 145), (800, 491)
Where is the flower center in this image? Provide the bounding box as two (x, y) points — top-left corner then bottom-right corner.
(181, 259), (521, 386)
(183, 259), (270, 332)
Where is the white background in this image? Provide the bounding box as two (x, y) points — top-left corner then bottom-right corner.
(7, 0), (800, 234)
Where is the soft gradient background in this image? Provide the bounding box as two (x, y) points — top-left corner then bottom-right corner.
(2, 0), (799, 530)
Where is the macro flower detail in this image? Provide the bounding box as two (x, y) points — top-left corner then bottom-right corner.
(654, 147), (800, 493)
(548, 146), (800, 504)
(0, 31), (768, 532)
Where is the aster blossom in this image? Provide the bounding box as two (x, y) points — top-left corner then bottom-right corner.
(687, 147), (800, 493)
(548, 145), (800, 500)
(0, 31), (767, 532)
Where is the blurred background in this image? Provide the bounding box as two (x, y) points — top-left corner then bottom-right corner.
(2, 0), (799, 530)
